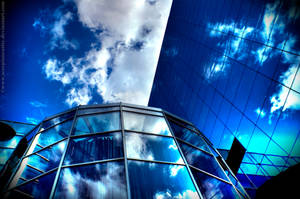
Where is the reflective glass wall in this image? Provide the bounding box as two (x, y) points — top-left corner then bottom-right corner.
(149, 0), (300, 193)
(0, 121), (35, 171)
(3, 103), (249, 199)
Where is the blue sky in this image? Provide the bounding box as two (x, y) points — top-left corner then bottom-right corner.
(0, 0), (172, 123)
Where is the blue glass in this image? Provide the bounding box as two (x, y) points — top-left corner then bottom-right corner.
(0, 135), (22, 148)
(0, 121), (34, 135)
(32, 120), (72, 152)
(123, 107), (163, 116)
(179, 141), (227, 180)
(125, 132), (184, 163)
(123, 112), (171, 136)
(0, 148), (14, 165)
(128, 160), (200, 199)
(168, 121), (210, 152)
(77, 107), (119, 115)
(41, 110), (75, 130)
(247, 127), (270, 153)
(12, 171), (56, 199)
(64, 132), (123, 165)
(191, 168), (240, 199)
(17, 140), (66, 183)
(73, 112), (120, 135)
(54, 161), (127, 199)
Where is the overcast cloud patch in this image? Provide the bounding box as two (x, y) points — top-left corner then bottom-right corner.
(41, 0), (172, 107)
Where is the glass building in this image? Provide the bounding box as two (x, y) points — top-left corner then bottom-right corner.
(0, 121), (35, 172)
(149, 0), (300, 197)
(2, 103), (249, 199)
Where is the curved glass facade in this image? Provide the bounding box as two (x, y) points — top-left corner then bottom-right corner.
(3, 103), (249, 199)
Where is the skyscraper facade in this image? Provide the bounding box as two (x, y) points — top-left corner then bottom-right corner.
(2, 103), (249, 199)
(149, 0), (300, 195)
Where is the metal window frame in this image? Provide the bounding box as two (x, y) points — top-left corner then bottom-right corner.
(163, 111), (204, 199)
(49, 106), (79, 198)
(3, 103), (251, 199)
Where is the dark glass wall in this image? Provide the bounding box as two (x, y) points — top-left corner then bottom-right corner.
(2, 103), (249, 199)
(149, 0), (300, 186)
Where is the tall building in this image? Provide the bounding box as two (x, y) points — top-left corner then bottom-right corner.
(149, 0), (300, 196)
(2, 103), (250, 199)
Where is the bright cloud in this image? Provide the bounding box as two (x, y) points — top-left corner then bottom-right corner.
(126, 133), (154, 160)
(206, 1), (300, 117)
(255, 108), (266, 118)
(206, 23), (253, 79)
(30, 100), (47, 108)
(42, 0), (172, 106)
(270, 66), (300, 114)
(26, 117), (40, 124)
(155, 189), (200, 199)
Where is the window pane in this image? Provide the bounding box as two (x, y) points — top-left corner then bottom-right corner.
(0, 135), (22, 148)
(191, 168), (240, 199)
(123, 112), (171, 136)
(11, 171), (56, 199)
(169, 121), (210, 152)
(123, 107), (163, 116)
(73, 112), (120, 135)
(77, 107), (119, 115)
(0, 148), (14, 165)
(54, 161), (127, 199)
(128, 160), (200, 199)
(1, 121), (34, 135)
(126, 132), (183, 163)
(179, 141), (227, 180)
(15, 140), (66, 184)
(41, 110), (75, 130)
(64, 132), (123, 165)
(32, 120), (72, 152)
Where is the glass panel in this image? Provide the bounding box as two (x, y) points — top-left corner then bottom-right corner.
(125, 132), (184, 163)
(73, 112), (120, 135)
(191, 168), (240, 199)
(169, 121), (210, 152)
(41, 110), (75, 130)
(64, 132), (123, 165)
(227, 172), (248, 198)
(12, 171), (56, 199)
(123, 112), (171, 136)
(54, 161), (127, 199)
(166, 116), (197, 131)
(123, 107), (163, 116)
(16, 140), (66, 184)
(1, 121), (34, 135)
(0, 148), (14, 165)
(77, 107), (119, 115)
(0, 135), (22, 148)
(179, 141), (227, 180)
(128, 160), (200, 199)
(32, 120), (72, 152)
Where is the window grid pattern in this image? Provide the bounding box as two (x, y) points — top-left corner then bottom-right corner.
(149, 1), (300, 196)
(3, 103), (249, 199)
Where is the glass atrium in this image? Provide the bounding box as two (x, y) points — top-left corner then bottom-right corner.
(3, 103), (249, 199)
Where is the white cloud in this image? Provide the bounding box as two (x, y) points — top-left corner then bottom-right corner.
(26, 117), (40, 124)
(255, 108), (266, 118)
(154, 189), (200, 199)
(50, 11), (78, 50)
(126, 133), (154, 160)
(43, 0), (172, 106)
(66, 87), (92, 106)
(30, 100), (47, 108)
(206, 23), (253, 79)
(61, 163), (126, 199)
(269, 65), (300, 123)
